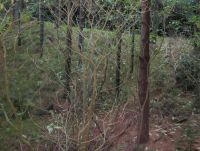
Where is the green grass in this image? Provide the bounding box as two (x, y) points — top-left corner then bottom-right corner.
(0, 117), (41, 151)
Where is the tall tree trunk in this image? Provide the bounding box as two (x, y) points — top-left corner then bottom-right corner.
(0, 38), (17, 117)
(13, 0), (17, 24)
(193, 0), (200, 54)
(20, 0), (26, 10)
(39, 0), (44, 57)
(55, 0), (61, 28)
(58, 0), (61, 25)
(137, 0), (151, 144)
(64, 0), (73, 102)
(0, 39), (3, 73)
(193, 0), (200, 109)
(17, 0), (21, 46)
(78, 0), (84, 66)
(130, 26), (135, 75)
(116, 32), (122, 98)
(77, 0), (85, 106)
(13, 0), (21, 46)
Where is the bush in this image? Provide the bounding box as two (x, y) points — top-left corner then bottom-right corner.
(176, 53), (200, 91)
(176, 53), (200, 111)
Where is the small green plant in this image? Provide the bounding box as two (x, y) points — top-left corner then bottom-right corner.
(176, 126), (197, 151)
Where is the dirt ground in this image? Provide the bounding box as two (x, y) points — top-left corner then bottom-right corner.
(91, 103), (200, 151)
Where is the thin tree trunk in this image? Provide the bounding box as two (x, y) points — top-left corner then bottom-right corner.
(77, 0), (85, 106)
(193, 0), (200, 54)
(0, 40), (3, 73)
(22, 0), (26, 9)
(13, 0), (17, 24)
(0, 38), (16, 116)
(137, 0), (151, 144)
(193, 0), (200, 109)
(130, 26), (135, 75)
(17, 0), (22, 46)
(78, 0), (84, 66)
(64, 0), (73, 102)
(116, 32), (122, 98)
(13, 0), (21, 46)
(55, 0), (61, 28)
(58, 0), (61, 25)
(39, 0), (44, 57)
(55, 0), (61, 49)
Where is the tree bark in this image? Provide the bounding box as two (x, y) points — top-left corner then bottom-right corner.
(193, 0), (200, 54)
(78, 0), (85, 66)
(116, 32), (122, 98)
(17, 0), (21, 46)
(13, 0), (21, 46)
(64, 0), (73, 102)
(137, 0), (151, 144)
(130, 26), (135, 75)
(39, 0), (44, 57)
(193, 0), (200, 109)
(0, 39), (3, 73)
(55, 0), (61, 28)
(12, 0), (17, 24)
(77, 0), (85, 106)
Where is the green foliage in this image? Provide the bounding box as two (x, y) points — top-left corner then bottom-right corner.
(0, 3), (4, 11)
(176, 53), (200, 111)
(0, 118), (40, 151)
(21, 11), (32, 23)
(93, 0), (139, 30)
(150, 32), (157, 43)
(176, 126), (199, 151)
(194, 32), (200, 47)
(176, 54), (200, 91)
(0, 16), (11, 34)
(150, 46), (168, 88)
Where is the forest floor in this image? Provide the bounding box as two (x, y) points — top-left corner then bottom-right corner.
(0, 21), (199, 151)
(94, 101), (200, 151)
(2, 99), (199, 151)
(1, 91), (199, 151)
